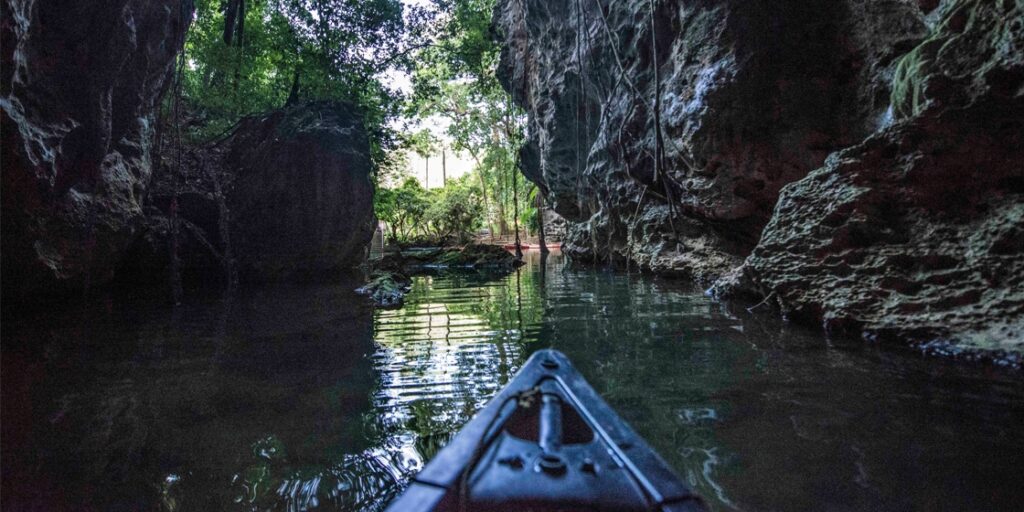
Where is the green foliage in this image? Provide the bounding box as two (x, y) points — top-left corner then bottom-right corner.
(178, 0), (538, 242)
(523, 186), (540, 232)
(400, 0), (534, 242)
(178, 0), (439, 173)
(374, 177), (430, 241)
(374, 174), (485, 244)
(406, 128), (441, 158)
(423, 176), (485, 242)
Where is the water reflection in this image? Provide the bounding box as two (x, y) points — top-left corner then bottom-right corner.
(366, 269), (542, 486)
(3, 251), (1023, 511)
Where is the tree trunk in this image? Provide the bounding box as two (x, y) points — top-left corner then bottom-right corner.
(474, 160), (496, 241)
(498, 202), (509, 238)
(231, 0), (245, 94)
(223, 0), (240, 45)
(537, 191), (549, 253)
(424, 156), (429, 188)
(236, 0), (245, 46)
(442, 149), (447, 185)
(285, 68), (301, 107)
(513, 157), (522, 259)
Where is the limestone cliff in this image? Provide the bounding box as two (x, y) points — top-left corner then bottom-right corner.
(1, 0), (194, 296)
(124, 102), (377, 285)
(496, 0), (1024, 360)
(495, 0), (927, 280)
(1, 1), (376, 297)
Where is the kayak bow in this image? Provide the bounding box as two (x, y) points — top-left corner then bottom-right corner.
(386, 349), (706, 512)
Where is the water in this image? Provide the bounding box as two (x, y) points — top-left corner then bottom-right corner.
(3, 251), (1023, 511)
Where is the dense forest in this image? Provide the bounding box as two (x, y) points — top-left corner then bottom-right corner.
(174, 0), (535, 246)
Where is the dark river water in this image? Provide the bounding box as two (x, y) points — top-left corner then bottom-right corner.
(3, 250), (1023, 511)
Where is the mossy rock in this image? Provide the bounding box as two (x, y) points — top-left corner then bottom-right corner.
(459, 244), (524, 267)
(356, 271), (412, 308)
(376, 244), (522, 271)
(429, 244), (522, 268)
(890, 0), (1011, 119)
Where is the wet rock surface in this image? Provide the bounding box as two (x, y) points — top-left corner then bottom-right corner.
(719, 1), (1024, 361)
(356, 272), (412, 308)
(376, 244), (523, 272)
(359, 245), (523, 307)
(117, 102), (375, 288)
(1, 1), (374, 295)
(496, 0), (1024, 359)
(1, 0), (193, 297)
(494, 0), (927, 282)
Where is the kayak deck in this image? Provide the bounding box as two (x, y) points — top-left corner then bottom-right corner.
(386, 349), (706, 511)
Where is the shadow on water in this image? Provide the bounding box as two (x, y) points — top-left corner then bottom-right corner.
(3, 250), (1024, 511)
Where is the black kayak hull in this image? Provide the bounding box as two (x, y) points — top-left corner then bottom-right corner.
(385, 349), (706, 512)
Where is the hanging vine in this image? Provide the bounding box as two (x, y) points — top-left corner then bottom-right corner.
(170, 47), (186, 305)
(648, 0), (679, 239)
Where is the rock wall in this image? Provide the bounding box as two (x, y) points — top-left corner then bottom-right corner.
(124, 102), (377, 285)
(495, 0), (927, 280)
(496, 0), (1024, 359)
(721, 0), (1024, 361)
(1, 0), (375, 296)
(1, 0), (194, 297)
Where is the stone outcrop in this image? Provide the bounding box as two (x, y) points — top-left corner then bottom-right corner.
(1, 0), (194, 297)
(125, 102), (377, 284)
(495, 0), (928, 281)
(720, 0), (1024, 361)
(1, 2), (374, 296)
(221, 102), (376, 281)
(496, 0), (1024, 360)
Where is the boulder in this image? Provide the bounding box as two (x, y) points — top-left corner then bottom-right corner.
(356, 271), (412, 308)
(221, 102), (376, 281)
(117, 102), (376, 288)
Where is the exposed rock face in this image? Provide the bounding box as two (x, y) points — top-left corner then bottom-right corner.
(496, 0), (1024, 359)
(221, 103), (376, 281)
(122, 102), (376, 286)
(721, 0), (1024, 360)
(495, 0), (927, 281)
(1, 0), (193, 297)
